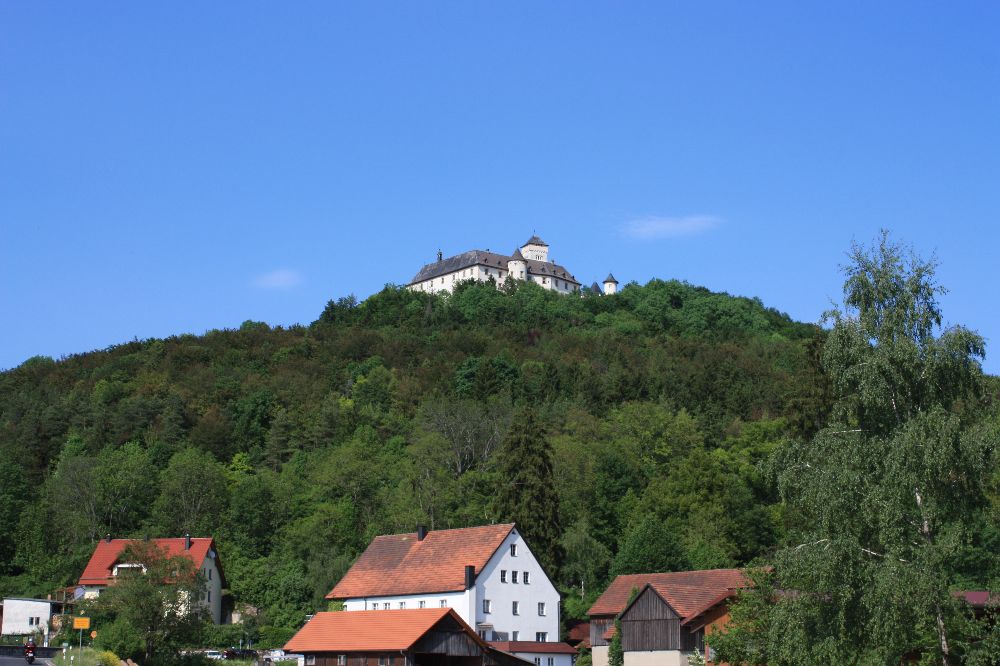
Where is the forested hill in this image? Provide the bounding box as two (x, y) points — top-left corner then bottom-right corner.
(0, 278), (829, 630)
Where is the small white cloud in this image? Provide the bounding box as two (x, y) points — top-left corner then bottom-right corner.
(621, 215), (722, 240)
(252, 269), (303, 289)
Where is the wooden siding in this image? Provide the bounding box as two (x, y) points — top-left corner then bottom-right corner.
(590, 617), (613, 647)
(620, 586), (698, 652)
(412, 630), (482, 656)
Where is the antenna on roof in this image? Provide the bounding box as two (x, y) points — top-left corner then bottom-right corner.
(437, 249), (443, 262)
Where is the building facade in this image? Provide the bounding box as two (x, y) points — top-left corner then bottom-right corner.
(409, 236), (612, 296)
(0, 598), (59, 639)
(78, 536), (225, 624)
(327, 524), (572, 666)
(588, 569), (747, 666)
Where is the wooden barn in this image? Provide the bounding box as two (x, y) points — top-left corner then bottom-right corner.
(285, 607), (531, 666)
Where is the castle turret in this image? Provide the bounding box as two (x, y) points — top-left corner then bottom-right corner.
(507, 248), (527, 282)
(520, 235), (549, 262)
(603, 273), (618, 295)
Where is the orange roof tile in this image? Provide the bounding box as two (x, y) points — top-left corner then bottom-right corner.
(79, 538), (220, 586)
(489, 642), (577, 655)
(327, 524), (515, 599)
(588, 569), (747, 617)
(285, 608), (481, 652)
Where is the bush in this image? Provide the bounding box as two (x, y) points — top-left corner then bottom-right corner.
(98, 651), (121, 666)
(256, 626), (295, 649)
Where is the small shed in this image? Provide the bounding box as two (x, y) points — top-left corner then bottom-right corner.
(285, 608), (530, 666)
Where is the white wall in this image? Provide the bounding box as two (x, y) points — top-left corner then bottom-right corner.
(202, 551), (223, 624)
(343, 590), (468, 614)
(624, 651), (690, 666)
(513, 653), (573, 666)
(475, 528), (560, 641)
(1, 599), (53, 636)
(592, 646), (609, 666)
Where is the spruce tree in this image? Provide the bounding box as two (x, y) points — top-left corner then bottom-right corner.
(494, 406), (564, 577)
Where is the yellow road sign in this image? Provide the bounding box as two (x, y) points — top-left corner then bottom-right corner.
(72, 617), (90, 630)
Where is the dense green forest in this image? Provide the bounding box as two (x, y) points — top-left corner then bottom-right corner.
(1, 258), (996, 658)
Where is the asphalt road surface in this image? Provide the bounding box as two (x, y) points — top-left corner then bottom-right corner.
(1, 655), (52, 666)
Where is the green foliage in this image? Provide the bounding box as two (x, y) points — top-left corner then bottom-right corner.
(718, 232), (996, 665)
(610, 514), (687, 577)
(0, 274), (842, 640)
(493, 407), (563, 576)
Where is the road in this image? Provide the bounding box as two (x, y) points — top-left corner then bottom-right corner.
(1, 655), (52, 666)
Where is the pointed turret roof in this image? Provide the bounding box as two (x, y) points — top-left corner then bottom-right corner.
(604, 273), (618, 284)
(510, 248), (525, 261)
(523, 235), (548, 246)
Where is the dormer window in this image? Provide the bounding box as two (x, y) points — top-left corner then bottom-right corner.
(112, 563), (146, 577)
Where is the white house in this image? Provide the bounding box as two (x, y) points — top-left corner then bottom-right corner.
(78, 535), (226, 624)
(326, 524), (575, 666)
(408, 235), (614, 297)
(0, 598), (59, 640)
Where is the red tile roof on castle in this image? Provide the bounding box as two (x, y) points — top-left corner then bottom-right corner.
(489, 642), (577, 655)
(588, 569), (747, 617)
(326, 524), (515, 599)
(79, 538), (217, 586)
(285, 608), (480, 652)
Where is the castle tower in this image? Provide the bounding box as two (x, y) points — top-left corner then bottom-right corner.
(520, 235), (549, 262)
(507, 248), (527, 282)
(603, 273), (618, 295)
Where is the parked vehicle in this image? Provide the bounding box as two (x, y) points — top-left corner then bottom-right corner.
(205, 651), (225, 661)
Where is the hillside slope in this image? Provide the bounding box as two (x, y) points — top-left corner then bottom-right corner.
(0, 278), (829, 629)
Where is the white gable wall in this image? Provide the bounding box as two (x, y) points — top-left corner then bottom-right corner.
(475, 527), (560, 641)
(1, 598), (54, 637)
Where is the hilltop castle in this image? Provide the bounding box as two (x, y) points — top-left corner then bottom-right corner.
(408, 235), (618, 296)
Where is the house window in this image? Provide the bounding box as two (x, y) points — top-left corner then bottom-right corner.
(538, 602), (546, 616)
(512, 601), (519, 615)
(207, 591), (211, 602)
(500, 570), (507, 583)
(534, 659), (541, 666)
(398, 602), (406, 609)
(524, 572), (530, 584)
(208, 569), (212, 580)
(512, 631), (519, 641)
(512, 571), (518, 584)
(547, 659), (554, 666)
(418, 600), (426, 609)
(483, 599), (492, 614)
(511, 544), (518, 557)
(440, 599), (448, 608)
(536, 632), (548, 642)
(305, 657), (315, 666)
(337, 657), (346, 666)
(378, 657), (391, 666)
(383, 603), (390, 610)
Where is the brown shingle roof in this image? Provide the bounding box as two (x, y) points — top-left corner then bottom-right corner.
(326, 524), (515, 599)
(285, 608), (480, 652)
(489, 642), (577, 655)
(588, 569), (747, 617)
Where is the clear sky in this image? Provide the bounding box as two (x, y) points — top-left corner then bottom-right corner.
(2, 2), (998, 372)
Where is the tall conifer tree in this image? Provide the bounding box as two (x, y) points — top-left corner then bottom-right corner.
(494, 406), (564, 577)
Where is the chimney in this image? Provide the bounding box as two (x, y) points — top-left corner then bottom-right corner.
(437, 249), (443, 262)
(105, 534), (111, 543)
(464, 565), (475, 589)
(184, 533), (192, 550)
(417, 526), (428, 541)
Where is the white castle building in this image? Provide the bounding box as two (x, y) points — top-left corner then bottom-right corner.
(408, 235), (618, 296)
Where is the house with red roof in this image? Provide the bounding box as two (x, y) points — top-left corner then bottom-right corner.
(325, 524), (574, 666)
(78, 535), (225, 624)
(285, 607), (530, 666)
(587, 569), (748, 666)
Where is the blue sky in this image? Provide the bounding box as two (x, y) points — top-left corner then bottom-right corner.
(2, 2), (998, 372)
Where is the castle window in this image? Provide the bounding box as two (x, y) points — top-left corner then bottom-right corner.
(500, 570), (507, 583)
(524, 572), (530, 584)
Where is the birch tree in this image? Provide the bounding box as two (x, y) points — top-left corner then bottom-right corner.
(717, 232), (993, 665)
